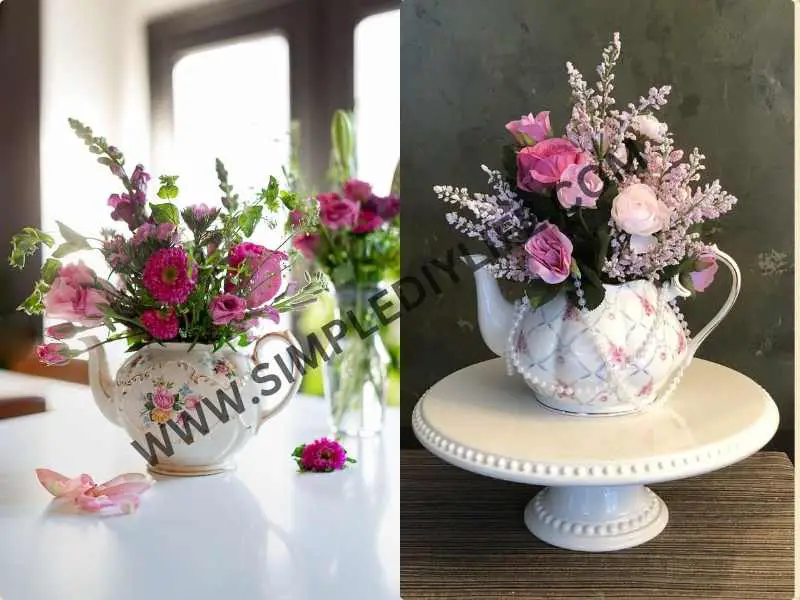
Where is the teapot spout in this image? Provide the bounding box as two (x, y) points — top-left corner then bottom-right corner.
(82, 335), (119, 426)
(461, 254), (516, 357)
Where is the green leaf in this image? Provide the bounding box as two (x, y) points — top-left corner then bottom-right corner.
(56, 221), (91, 250)
(331, 110), (355, 183)
(259, 176), (280, 211)
(238, 205), (263, 237)
(41, 258), (62, 284)
(576, 262), (606, 311)
(150, 202), (179, 225)
(524, 279), (562, 310)
(291, 444), (305, 458)
(157, 175), (179, 200)
(17, 280), (50, 315)
(52, 243), (83, 259)
(8, 227), (55, 269)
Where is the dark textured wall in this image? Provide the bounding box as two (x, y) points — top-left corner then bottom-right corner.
(400, 0), (794, 438)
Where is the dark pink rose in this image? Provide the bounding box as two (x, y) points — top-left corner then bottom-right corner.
(689, 252), (718, 292)
(367, 194), (400, 220)
(292, 232), (320, 259)
(208, 293), (247, 325)
(227, 242), (288, 307)
(506, 111), (552, 144)
(352, 208), (383, 234)
(516, 138), (588, 192)
(523, 221), (573, 284)
(318, 193), (358, 230)
(343, 179), (373, 202)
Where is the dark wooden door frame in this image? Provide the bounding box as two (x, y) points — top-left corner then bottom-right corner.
(148, 0), (399, 191)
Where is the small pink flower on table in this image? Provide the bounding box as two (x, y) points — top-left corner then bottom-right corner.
(35, 468), (152, 516)
(292, 437), (357, 473)
(506, 111), (552, 145)
(523, 221), (573, 284)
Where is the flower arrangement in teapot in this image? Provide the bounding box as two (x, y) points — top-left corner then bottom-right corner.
(436, 33), (741, 415)
(8, 119), (327, 475)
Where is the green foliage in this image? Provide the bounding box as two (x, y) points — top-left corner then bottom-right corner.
(216, 158), (239, 212)
(237, 205), (263, 237)
(328, 109), (356, 187)
(150, 202), (180, 225)
(157, 175), (179, 200)
(258, 176), (281, 212)
(17, 280), (50, 315)
(41, 258), (62, 284)
(8, 228), (55, 269)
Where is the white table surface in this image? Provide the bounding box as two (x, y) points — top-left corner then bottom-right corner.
(0, 370), (400, 600)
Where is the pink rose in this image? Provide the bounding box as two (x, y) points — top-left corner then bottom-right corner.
(44, 263), (106, 326)
(292, 232), (320, 259)
(208, 293), (247, 325)
(556, 164), (604, 209)
(611, 183), (670, 236)
(506, 111), (552, 144)
(352, 209), (383, 234)
(152, 387), (174, 410)
(523, 222), (573, 284)
(343, 179), (373, 203)
(367, 195), (400, 220)
(318, 193), (358, 230)
(689, 252), (718, 292)
(516, 138), (588, 192)
(227, 242), (288, 308)
(36, 342), (72, 366)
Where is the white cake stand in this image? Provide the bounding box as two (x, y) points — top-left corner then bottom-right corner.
(412, 358), (779, 552)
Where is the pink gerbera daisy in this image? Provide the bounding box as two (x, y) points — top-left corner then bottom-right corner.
(295, 438), (354, 473)
(140, 308), (180, 340)
(142, 247), (197, 304)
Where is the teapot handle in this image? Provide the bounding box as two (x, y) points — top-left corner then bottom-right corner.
(683, 246), (741, 359)
(251, 330), (303, 430)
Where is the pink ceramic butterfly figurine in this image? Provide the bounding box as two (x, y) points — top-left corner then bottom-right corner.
(35, 468), (153, 515)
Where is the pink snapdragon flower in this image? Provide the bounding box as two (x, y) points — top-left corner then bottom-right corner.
(140, 308), (180, 340)
(227, 242), (287, 308)
(523, 221), (573, 284)
(132, 222), (178, 246)
(43, 262), (106, 326)
(516, 138), (588, 192)
(506, 111), (552, 144)
(208, 293), (247, 325)
(142, 247), (197, 304)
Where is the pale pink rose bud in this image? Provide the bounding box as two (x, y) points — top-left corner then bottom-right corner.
(556, 164), (604, 210)
(611, 183), (670, 236)
(505, 111), (552, 144)
(630, 115), (667, 143)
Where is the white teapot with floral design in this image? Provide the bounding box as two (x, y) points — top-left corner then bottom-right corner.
(85, 333), (300, 476)
(467, 247), (741, 415)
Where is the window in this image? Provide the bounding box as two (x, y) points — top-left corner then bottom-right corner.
(354, 9), (400, 195)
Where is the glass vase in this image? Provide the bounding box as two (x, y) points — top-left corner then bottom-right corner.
(324, 284), (389, 437)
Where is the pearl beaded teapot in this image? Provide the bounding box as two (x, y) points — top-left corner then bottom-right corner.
(467, 247), (741, 415)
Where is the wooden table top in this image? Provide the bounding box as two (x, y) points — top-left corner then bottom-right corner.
(401, 450), (794, 599)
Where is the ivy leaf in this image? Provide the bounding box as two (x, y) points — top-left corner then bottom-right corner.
(17, 280), (50, 315)
(157, 175), (179, 200)
(8, 227), (55, 269)
(56, 221), (91, 250)
(41, 258), (62, 284)
(238, 205), (263, 237)
(150, 202), (179, 225)
(259, 176), (280, 212)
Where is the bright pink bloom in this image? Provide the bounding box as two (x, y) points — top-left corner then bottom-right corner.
(557, 164), (604, 209)
(130, 164), (151, 193)
(318, 193), (358, 230)
(142, 247), (197, 304)
(35, 468), (152, 516)
(523, 221), (573, 284)
(152, 387), (174, 410)
(227, 242), (287, 308)
(300, 438), (348, 472)
(292, 232), (320, 259)
(343, 179), (373, 202)
(140, 308), (180, 340)
(690, 252), (719, 292)
(506, 111), (552, 144)
(36, 343), (72, 366)
(208, 293), (247, 325)
(190, 203), (216, 220)
(352, 208), (383, 234)
(516, 138), (588, 192)
(44, 262), (106, 326)
(370, 194), (400, 220)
